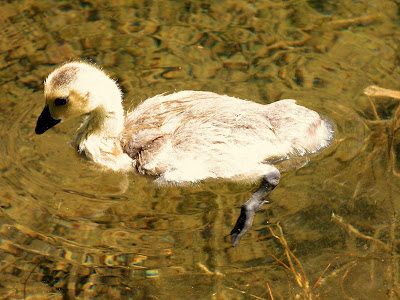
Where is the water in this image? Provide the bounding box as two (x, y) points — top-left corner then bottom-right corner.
(1, 0), (400, 299)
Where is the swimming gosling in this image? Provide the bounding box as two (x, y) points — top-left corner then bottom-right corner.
(35, 61), (334, 246)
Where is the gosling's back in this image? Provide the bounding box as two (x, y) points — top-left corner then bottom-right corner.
(120, 91), (333, 183)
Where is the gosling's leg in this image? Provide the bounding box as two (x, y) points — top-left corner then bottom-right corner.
(230, 169), (280, 247)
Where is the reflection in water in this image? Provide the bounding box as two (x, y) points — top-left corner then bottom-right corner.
(0, 0), (400, 299)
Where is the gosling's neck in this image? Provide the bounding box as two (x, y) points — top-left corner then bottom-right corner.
(75, 103), (132, 171)
(78, 104), (125, 139)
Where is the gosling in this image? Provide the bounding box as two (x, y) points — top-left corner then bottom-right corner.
(35, 61), (334, 246)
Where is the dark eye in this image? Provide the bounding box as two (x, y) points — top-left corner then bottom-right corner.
(54, 97), (68, 106)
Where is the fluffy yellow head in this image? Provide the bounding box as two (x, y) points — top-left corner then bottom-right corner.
(36, 61), (122, 134)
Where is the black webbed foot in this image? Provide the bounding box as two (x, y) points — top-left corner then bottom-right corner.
(230, 205), (258, 247)
(230, 169), (280, 247)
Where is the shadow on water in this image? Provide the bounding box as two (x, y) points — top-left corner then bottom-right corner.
(0, 0), (400, 299)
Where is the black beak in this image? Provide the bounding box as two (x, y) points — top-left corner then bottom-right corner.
(35, 106), (61, 134)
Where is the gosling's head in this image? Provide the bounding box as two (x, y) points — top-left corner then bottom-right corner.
(35, 61), (122, 134)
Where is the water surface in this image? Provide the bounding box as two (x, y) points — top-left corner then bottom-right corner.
(1, 0), (400, 299)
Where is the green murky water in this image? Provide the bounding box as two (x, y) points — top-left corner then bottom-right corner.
(1, 0), (400, 299)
